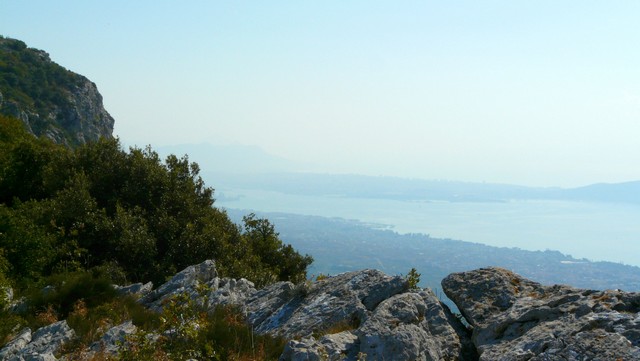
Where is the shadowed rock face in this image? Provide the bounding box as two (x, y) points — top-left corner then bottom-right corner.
(442, 267), (640, 360)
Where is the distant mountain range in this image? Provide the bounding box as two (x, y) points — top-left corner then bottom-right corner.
(216, 173), (640, 204)
(158, 142), (640, 205)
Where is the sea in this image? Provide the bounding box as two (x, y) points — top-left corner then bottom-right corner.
(215, 188), (640, 267)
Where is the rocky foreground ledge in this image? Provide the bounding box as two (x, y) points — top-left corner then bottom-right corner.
(2, 261), (639, 360)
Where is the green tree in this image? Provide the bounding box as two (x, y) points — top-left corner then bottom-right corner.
(406, 268), (421, 290)
(0, 115), (312, 288)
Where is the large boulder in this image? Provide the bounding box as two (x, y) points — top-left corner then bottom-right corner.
(443, 267), (640, 360)
(277, 286), (476, 360)
(247, 269), (407, 339)
(357, 290), (476, 361)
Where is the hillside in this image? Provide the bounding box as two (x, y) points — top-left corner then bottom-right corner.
(0, 36), (114, 147)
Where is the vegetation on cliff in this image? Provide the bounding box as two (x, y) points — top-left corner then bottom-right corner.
(0, 36), (114, 146)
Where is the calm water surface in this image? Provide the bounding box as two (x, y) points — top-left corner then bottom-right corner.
(216, 188), (640, 267)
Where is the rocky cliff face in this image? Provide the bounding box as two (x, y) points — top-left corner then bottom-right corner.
(2, 262), (639, 360)
(0, 37), (114, 147)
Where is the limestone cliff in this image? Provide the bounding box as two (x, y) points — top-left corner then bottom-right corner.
(0, 36), (114, 147)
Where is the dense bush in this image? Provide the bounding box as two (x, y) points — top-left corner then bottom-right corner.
(0, 114), (312, 288)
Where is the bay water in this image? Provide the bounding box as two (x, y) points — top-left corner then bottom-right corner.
(216, 188), (640, 267)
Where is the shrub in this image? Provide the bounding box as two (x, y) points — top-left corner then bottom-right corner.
(406, 268), (421, 290)
(117, 292), (286, 361)
(25, 271), (118, 324)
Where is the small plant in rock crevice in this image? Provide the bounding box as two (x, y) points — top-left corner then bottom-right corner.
(405, 268), (421, 290)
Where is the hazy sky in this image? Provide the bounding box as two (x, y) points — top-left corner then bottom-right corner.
(2, 1), (639, 187)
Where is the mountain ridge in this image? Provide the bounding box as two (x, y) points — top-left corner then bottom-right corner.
(0, 36), (114, 147)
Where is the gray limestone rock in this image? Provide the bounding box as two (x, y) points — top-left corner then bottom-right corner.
(207, 277), (256, 309)
(114, 282), (153, 298)
(247, 269), (407, 339)
(357, 291), (475, 361)
(280, 337), (329, 361)
(13, 261), (640, 360)
(89, 320), (138, 355)
(0, 328), (32, 360)
(25, 321), (75, 356)
(443, 267), (640, 360)
(1, 321), (75, 361)
(138, 260), (260, 315)
(140, 259), (219, 311)
(246, 281), (296, 328)
(280, 332), (359, 361)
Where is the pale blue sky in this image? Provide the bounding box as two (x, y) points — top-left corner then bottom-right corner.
(2, 1), (639, 187)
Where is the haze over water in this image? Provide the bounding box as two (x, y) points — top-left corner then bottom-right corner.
(3, 2), (639, 268)
(216, 188), (640, 268)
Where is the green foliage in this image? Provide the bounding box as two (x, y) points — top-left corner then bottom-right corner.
(315, 273), (330, 281)
(65, 295), (159, 353)
(118, 292), (285, 361)
(223, 213), (314, 287)
(0, 311), (26, 346)
(0, 249), (11, 311)
(26, 271), (119, 322)
(0, 203), (56, 283)
(1, 270), (159, 352)
(0, 114), (312, 288)
(406, 268), (421, 290)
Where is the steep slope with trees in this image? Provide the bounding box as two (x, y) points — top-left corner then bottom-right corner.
(0, 36), (114, 147)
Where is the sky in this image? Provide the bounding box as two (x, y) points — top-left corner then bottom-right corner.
(1, 1), (639, 187)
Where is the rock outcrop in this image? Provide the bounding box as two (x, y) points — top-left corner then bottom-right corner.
(443, 267), (640, 360)
(0, 321), (75, 361)
(3, 261), (639, 360)
(139, 261), (474, 360)
(246, 269), (407, 338)
(0, 37), (114, 147)
(244, 268), (473, 360)
(138, 259), (257, 313)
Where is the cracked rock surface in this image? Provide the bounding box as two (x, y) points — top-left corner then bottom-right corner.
(442, 267), (640, 360)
